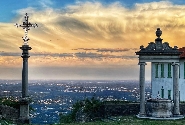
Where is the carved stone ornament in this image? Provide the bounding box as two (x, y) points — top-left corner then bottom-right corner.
(156, 28), (162, 38)
(143, 41), (173, 51)
(145, 42), (156, 50)
(135, 28), (182, 55)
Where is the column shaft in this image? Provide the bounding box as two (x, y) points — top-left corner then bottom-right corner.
(20, 45), (31, 98)
(173, 63), (180, 115)
(139, 62), (146, 116)
(22, 58), (28, 98)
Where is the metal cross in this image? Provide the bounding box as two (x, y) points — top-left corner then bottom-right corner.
(15, 13), (38, 45)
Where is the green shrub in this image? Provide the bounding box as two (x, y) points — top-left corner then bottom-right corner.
(0, 97), (19, 109)
(60, 97), (103, 123)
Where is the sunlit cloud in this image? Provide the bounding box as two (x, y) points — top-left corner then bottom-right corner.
(5, 1), (185, 55)
(0, 1), (185, 79)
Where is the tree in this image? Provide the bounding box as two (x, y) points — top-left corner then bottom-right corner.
(60, 97), (103, 123)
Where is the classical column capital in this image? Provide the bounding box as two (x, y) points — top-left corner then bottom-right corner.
(172, 62), (179, 66)
(138, 62), (147, 65)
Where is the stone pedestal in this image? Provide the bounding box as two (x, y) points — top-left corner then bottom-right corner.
(146, 99), (173, 118)
(18, 98), (30, 124)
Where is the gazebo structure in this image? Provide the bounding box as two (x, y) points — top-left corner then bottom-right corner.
(135, 28), (183, 119)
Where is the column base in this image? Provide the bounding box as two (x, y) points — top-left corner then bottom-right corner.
(18, 118), (30, 124)
(173, 114), (184, 120)
(19, 98), (30, 124)
(19, 98), (30, 104)
(173, 114), (183, 117)
(136, 113), (147, 118)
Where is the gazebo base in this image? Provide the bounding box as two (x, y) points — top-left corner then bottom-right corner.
(136, 98), (184, 120)
(136, 115), (184, 120)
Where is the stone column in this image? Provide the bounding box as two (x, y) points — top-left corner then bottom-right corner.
(20, 45), (32, 98)
(172, 62), (180, 116)
(19, 44), (32, 124)
(138, 62), (146, 117)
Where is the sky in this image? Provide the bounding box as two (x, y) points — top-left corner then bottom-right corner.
(0, 0), (185, 80)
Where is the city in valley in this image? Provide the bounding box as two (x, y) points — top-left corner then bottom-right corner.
(0, 80), (151, 124)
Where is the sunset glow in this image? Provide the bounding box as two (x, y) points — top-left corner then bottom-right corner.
(0, 0), (185, 80)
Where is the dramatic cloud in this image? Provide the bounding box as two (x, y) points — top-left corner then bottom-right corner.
(0, 1), (185, 79)
(11, 1), (185, 50)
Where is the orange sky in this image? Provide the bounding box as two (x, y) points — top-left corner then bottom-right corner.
(0, 1), (185, 80)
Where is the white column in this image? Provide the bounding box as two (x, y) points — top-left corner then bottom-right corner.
(172, 62), (180, 116)
(139, 62), (147, 117)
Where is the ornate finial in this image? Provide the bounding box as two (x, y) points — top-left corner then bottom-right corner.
(15, 13), (38, 45)
(140, 45), (144, 50)
(156, 28), (162, 39)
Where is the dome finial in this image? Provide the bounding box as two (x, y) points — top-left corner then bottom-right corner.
(156, 28), (162, 39)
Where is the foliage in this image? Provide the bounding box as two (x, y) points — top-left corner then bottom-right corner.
(0, 97), (34, 112)
(60, 97), (103, 123)
(0, 97), (19, 109)
(82, 96), (104, 120)
(0, 120), (11, 125)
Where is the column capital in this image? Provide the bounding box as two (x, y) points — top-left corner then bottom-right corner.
(138, 62), (147, 65)
(20, 45), (32, 50)
(20, 45), (32, 59)
(172, 62), (179, 66)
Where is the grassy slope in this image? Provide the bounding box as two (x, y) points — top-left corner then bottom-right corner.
(58, 116), (185, 125)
